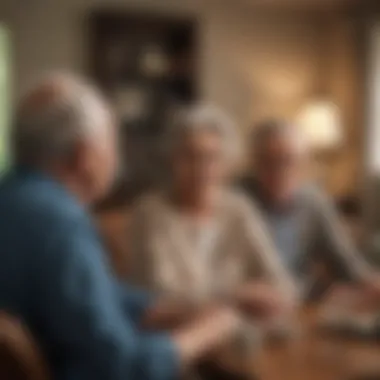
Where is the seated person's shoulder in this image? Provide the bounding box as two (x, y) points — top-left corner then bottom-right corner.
(223, 188), (264, 221)
(299, 183), (333, 211)
(0, 176), (88, 235)
(129, 190), (168, 220)
(235, 175), (257, 195)
(30, 190), (86, 229)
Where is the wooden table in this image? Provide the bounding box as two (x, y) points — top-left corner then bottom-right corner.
(94, 211), (377, 380)
(249, 307), (380, 380)
(216, 304), (380, 380)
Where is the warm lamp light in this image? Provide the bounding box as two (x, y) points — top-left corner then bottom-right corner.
(296, 101), (342, 150)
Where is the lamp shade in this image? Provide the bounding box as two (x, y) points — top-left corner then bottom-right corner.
(296, 101), (342, 150)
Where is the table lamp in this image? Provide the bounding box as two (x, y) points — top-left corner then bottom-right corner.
(296, 100), (343, 186)
(296, 100), (342, 151)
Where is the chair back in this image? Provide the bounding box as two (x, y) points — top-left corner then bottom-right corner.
(0, 312), (51, 380)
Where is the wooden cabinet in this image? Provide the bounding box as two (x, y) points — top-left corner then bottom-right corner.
(88, 11), (198, 209)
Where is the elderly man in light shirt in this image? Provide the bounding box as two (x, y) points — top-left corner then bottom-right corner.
(241, 119), (380, 299)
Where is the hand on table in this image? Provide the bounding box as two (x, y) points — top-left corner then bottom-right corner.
(172, 304), (242, 366)
(323, 279), (380, 312)
(143, 297), (241, 331)
(233, 282), (294, 320)
(361, 272), (380, 302)
(142, 299), (199, 330)
(143, 298), (244, 367)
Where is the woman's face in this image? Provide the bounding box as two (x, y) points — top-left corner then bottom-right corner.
(172, 128), (229, 196)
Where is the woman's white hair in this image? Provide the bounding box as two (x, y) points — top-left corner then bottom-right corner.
(165, 104), (240, 161)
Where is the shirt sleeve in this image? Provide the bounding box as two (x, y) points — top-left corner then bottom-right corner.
(114, 282), (154, 324)
(312, 190), (373, 282)
(239, 197), (299, 301)
(33, 219), (179, 380)
(127, 198), (158, 292)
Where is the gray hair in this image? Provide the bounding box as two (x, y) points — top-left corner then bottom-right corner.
(165, 104), (239, 161)
(12, 72), (112, 167)
(251, 119), (308, 157)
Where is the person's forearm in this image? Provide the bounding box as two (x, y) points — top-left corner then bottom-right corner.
(326, 229), (374, 283)
(142, 299), (198, 330)
(232, 280), (298, 320)
(316, 193), (373, 284)
(170, 306), (241, 366)
(245, 215), (299, 305)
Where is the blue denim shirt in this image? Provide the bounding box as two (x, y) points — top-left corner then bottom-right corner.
(0, 168), (179, 380)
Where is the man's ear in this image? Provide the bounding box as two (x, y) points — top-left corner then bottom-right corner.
(66, 139), (89, 174)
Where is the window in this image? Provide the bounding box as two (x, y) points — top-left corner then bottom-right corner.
(366, 21), (380, 173)
(0, 25), (9, 174)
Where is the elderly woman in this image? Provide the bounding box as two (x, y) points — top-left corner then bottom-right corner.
(127, 105), (297, 316)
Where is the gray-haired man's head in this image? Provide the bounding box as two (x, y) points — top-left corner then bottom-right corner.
(250, 119), (309, 205)
(12, 72), (117, 202)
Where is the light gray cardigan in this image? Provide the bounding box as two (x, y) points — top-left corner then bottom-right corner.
(127, 189), (297, 303)
(241, 179), (372, 285)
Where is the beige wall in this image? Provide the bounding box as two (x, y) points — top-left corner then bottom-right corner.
(201, 3), (322, 132)
(1, 0), (362, 196)
(321, 16), (364, 197)
(2, 1), (321, 123)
